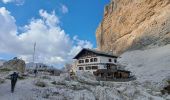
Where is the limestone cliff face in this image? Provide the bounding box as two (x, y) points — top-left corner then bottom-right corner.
(96, 0), (170, 55)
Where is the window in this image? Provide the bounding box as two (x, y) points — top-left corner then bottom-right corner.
(90, 58), (93, 62)
(106, 64), (111, 69)
(82, 60), (84, 63)
(114, 59), (117, 63)
(85, 66), (91, 70)
(94, 58), (98, 62)
(79, 60), (81, 63)
(79, 67), (84, 70)
(109, 59), (112, 62)
(92, 66), (98, 70)
(79, 60), (84, 64)
(85, 59), (89, 63)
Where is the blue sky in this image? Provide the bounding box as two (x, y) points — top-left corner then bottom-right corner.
(0, 0), (110, 67)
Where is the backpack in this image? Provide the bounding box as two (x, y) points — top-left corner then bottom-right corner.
(11, 73), (18, 81)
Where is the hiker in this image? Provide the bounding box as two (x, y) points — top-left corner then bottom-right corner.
(34, 69), (37, 77)
(10, 72), (19, 93)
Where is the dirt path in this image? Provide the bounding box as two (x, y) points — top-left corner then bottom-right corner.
(0, 78), (37, 100)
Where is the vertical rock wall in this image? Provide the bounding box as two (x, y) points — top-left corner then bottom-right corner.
(96, 0), (170, 55)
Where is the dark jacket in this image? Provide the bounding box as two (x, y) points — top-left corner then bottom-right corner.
(10, 72), (18, 81)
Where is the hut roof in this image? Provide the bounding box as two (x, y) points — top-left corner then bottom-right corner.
(73, 48), (118, 59)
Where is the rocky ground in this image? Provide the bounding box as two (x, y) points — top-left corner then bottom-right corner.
(0, 71), (169, 100)
(0, 45), (170, 100)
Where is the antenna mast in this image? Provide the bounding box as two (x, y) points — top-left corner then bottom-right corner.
(33, 42), (36, 68)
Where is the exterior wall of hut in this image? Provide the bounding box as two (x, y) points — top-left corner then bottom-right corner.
(114, 72), (130, 78)
(76, 64), (105, 73)
(99, 56), (116, 64)
(96, 71), (130, 79)
(120, 72), (129, 78)
(75, 55), (117, 73)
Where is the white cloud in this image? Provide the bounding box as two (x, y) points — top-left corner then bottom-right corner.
(61, 4), (69, 14)
(0, 7), (93, 68)
(1, 0), (12, 3)
(69, 35), (93, 56)
(39, 9), (60, 27)
(1, 0), (24, 5)
(0, 7), (18, 53)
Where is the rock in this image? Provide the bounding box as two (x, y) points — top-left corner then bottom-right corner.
(76, 72), (100, 86)
(166, 95), (170, 99)
(34, 80), (47, 87)
(96, 0), (170, 55)
(48, 68), (63, 76)
(48, 95), (66, 100)
(93, 86), (125, 100)
(72, 90), (95, 100)
(2, 57), (25, 73)
(40, 87), (95, 100)
(0, 60), (6, 66)
(0, 78), (5, 84)
(59, 73), (71, 81)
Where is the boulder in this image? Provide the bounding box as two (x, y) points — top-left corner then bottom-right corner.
(2, 57), (25, 74)
(76, 72), (99, 86)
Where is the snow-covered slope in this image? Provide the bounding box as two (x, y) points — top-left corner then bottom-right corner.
(119, 44), (170, 87)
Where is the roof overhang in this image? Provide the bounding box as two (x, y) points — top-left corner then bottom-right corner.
(73, 48), (118, 59)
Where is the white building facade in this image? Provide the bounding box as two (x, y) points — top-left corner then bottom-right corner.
(73, 48), (118, 74)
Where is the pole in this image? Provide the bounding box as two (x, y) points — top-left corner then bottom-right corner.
(33, 42), (36, 68)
